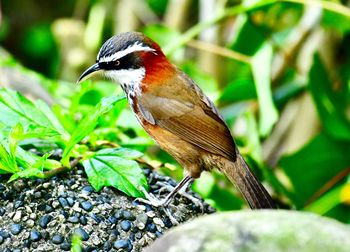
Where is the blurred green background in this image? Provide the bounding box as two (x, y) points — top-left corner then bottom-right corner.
(1, 0), (350, 223)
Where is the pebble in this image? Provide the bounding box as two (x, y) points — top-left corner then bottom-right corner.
(58, 197), (69, 208)
(52, 200), (60, 209)
(80, 201), (93, 212)
(82, 186), (93, 195)
(30, 230), (42, 242)
(68, 216), (79, 223)
(60, 242), (71, 251)
(10, 224), (23, 235)
(39, 215), (53, 228)
(66, 197), (74, 207)
(0, 207), (5, 216)
(26, 219), (35, 228)
(0, 235), (3, 244)
(113, 239), (129, 249)
(147, 223), (157, 233)
(123, 210), (135, 220)
(120, 220), (132, 232)
(79, 215), (88, 225)
(74, 227), (89, 241)
(0, 230), (10, 238)
(14, 200), (24, 209)
(13, 211), (22, 222)
(108, 215), (117, 224)
(29, 213), (37, 219)
(153, 217), (165, 227)
(52, 234), (64, 244)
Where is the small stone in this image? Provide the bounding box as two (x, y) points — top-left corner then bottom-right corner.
(45, 205), (53, 213)
(0, 235), (3, 244)
(66, 197), (74, 207)
(39, 215), (53, 228)
(68, 216), (79, 223)
(29, 213), (37, 220)
(34, 191), (42, 199)
(60, 242), (71, 251)
(74, 227), (89, 241)
(13, 211), (22, 222)
(14, 200), (24, 209)
(113, 239), (129, 249)
(82, 186), (93, 195)
(43, 182), (51, 188)
(103, 241), (112, 250)
(52, 234), (64, 244)
(26, 219), (35, 228)
(0, 207), (5, 216)
(80, 201), (93, 212)
(52, 200), (60, 209)
(58, 197), (69, 208)
(30, 230), (42, 242)
(153, 217), (165, 227)
(146, 211), (155, 218)
(122, 210), (135, 221)
(0, 230), (10, 238)
(23, 239), (31, 248)
(79, 215), (88, 225)
(90, 213), (102, 223)
(147, 223), (157, 233)
(120, 220), (131, 232)
(13, 249), (21, 252)
(108, 216), (117, 224)
(10, 224), (23, 235)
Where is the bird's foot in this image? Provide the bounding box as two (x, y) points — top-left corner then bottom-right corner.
(155, 181), (205, 212)
(135, 188), (179, 225)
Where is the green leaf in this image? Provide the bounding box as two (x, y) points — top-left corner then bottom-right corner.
(0, 88), (68, 140)
(251, 43), (278, 136)
(0, 141), (18, 174)
(308, 54), (350, 141)
(82, 148), (147, 197)
(279, 133), (350, 208)
(229, 14), (265, 56)
(219, 78), (256, 103)
(61, 95), (125, 166)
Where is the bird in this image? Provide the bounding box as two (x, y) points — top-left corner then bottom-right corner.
(77, 32), (276, 209)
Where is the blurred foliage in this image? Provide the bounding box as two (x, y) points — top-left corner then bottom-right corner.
(1, 0), (350, 225)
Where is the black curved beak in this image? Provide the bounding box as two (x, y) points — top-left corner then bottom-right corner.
(77, 63), (101, 84)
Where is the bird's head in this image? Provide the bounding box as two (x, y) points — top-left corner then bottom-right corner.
(77, 32), (170, 88)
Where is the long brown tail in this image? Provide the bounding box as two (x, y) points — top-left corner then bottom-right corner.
(219, 152), (276, 209)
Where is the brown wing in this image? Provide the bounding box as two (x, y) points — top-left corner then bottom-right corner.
(138, 73), (236, 161)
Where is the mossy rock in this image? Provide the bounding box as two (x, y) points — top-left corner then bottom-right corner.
(145, 210), (350, 252)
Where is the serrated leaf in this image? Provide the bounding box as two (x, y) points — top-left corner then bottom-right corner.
(0, 88), (68, 140)
(61, 95), (125, 166)
(251, 43), (278, 136)
(82, 148), (148, 197)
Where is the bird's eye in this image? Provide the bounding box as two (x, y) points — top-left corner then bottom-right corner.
(115, 60), (120, 66)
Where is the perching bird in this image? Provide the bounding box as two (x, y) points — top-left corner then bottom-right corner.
(78, 32), (275, 209)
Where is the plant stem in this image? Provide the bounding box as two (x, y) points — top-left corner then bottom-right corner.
(42, 157), (82, 178)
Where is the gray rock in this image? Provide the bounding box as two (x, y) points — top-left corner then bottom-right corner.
(145, 210), (350, 252)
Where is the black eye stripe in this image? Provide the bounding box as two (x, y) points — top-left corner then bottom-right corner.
(98, 53), (141, 70)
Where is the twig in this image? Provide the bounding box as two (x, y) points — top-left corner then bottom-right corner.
(164, 0), (350, 55)
(187, 40), (251, 64)
(305, 167), (350, 207)
(42, 157), (82, 178)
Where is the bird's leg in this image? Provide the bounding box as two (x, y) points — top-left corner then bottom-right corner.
(137, 175), (193, 207)
(155, 178), (204, 212)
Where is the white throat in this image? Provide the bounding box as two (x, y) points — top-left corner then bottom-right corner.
(105, 67), (145, 97)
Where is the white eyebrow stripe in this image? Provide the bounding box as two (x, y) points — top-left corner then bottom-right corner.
(98, 41), (156, 63)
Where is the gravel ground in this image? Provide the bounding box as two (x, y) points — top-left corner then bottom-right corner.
(0, 167), (214, 251)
